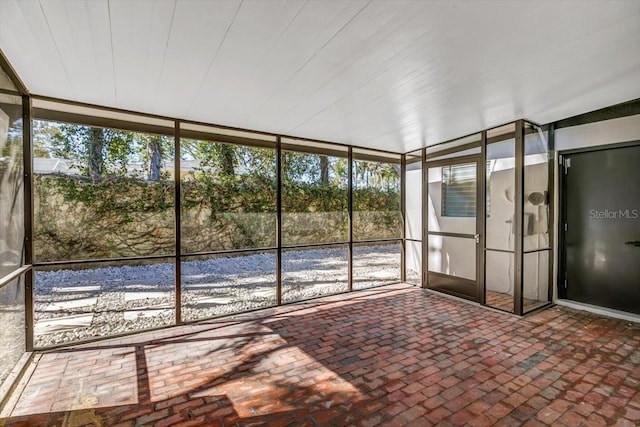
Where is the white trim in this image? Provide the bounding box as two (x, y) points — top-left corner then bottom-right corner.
(555, 299), (640, 323)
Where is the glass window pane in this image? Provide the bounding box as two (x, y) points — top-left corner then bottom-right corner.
(353, 159), (401, 241)
(524, 250), (551, 313)
(428, 146), (480, 162)
(485, 250), (515, 312)
(487, 123), (516, 140)
(34, 259), (175, 347)
(353, 243), (401, 290)
(282, 151), (347, 245)
(33, 99), (174, 131)
(427, 133), (481, 156)
(406, 240), (422, 284)
(405, 151), (422, 240)
(0, 65), (18, 91)
(33, 120), (175, 262)
(180, 139), (276, 253)
(524, 123), (551, 251)
(181, 251), (276, 322)
(0, 94), (24, 277)
(282, 245), (348, 303)
(486, 139), (516, 251)
(427, 165), (476, 235)
(427, 235), (476, 280)
(0, 276), (25, 388)
(183, 121), (276, 143)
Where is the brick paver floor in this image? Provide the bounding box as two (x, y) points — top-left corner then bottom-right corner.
(1, 284), (639, 426)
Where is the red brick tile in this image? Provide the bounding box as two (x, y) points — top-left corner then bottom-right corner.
(613, 419), (637, 427)
(536, 407), (563, 424)
(399, 405), (427, 423)
(422, 395), (446, 410)
(425, 406), (451, 424)
(447, 409), (474, 425)
(625, 406), (640, 421)
(488, 402), (513, 419)
(2, 284), (637, 427)
(586, 413), (608, 426)
(556, 410), (586, 426)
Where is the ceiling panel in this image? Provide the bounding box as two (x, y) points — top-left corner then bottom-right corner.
(0, 0), (74, 98)
(1, 0), (639, 153)
(109, 0), (176, 113)
(39, 0), (115, 106)
(153, 0), (242, 118)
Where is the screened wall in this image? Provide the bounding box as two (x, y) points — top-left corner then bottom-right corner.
(18, 99), (407, 349)
(0, 67), (27, 397)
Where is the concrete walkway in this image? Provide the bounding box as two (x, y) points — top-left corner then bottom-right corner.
(1, 284), (638, 426)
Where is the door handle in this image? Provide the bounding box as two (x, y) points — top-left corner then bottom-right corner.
(625, 241), (640, 247)
(475, 234), (480, 244)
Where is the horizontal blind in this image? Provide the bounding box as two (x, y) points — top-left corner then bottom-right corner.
(442, 164), (476, 217)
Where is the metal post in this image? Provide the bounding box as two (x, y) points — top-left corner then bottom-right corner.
(478, 130), (487, 304)
(400, 154), (407, 282)
(276, 137), (283, 304)
(348, 147), (353, 291)
(22, 94), (34, 351)
(421, 148), (428, 289)
(514, 120), (524, 315)
(547, 123), (556, 304)
(174, 121), (182, 324)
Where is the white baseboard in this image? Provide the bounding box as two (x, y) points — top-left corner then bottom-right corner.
(554, 299), (640, 323)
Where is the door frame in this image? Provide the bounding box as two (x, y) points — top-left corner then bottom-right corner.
(557, 139), (640, 301)
(423, 153), (484, 302)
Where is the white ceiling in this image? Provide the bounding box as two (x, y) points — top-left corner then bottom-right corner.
(1, 0), (639, 153)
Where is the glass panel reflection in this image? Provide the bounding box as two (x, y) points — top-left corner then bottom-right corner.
(523, 250), (551, 312)
(524, 124), (551, 251)
(405, 151), (422, 240)
(486, 139), (516, 251)
(0, 66), (17, 91)
(427, 133), (481, 156)
(0, 277), (25, 387)
(0, 94), (24, 278)
(406, 240), (422, 284)
(485, 250), (515, 312)
(427, 235), (476, 280)
(181, 251), (276, 322)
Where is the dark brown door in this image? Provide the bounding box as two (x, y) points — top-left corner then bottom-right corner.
(562, 144), (640, 314)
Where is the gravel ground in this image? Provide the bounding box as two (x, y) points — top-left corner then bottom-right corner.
(34, 245), (403, 347)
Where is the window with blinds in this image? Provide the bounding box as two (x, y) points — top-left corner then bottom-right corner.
(442, 164), (476, 217)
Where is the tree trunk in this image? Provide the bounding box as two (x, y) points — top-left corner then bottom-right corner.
(88, 128), (104, 182)
(218, 144), (235, 178)
(146, 136), (163, 181)
(319, 155), (329, 184)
